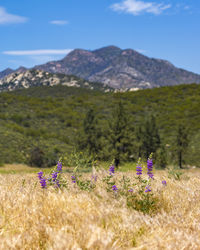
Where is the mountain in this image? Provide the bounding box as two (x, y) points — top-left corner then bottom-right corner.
(0, 68), (14, 79)
(34, 46), (200, 89)
(0, 66), (27, 79)
(0, 69), (113, 93)
(2, 46), (200, 90)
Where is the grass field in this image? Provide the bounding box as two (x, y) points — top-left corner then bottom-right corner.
(0, 165), (200, 249)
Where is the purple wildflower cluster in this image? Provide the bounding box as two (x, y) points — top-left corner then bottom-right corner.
(37, 171), (47, 188)
(71, 176), (76, 183)
(37, 161), (62, 189)
(57, 161), (62, 172)
(147, 158), (154, 179)
(51, 161), (62, 187)
(136, 164), (142, 175)
(91, 175), (97, 182)
(109, 165), (115, 175)
(112, 185), (118, 192)
(162, 180), (167, 186)
(145, 185), (151, 192)
(52, 171), (58, 181)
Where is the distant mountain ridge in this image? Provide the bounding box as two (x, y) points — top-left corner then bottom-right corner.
(0, 66), (27, 79)
(34, 46), (200, 89)
(1, 45), (200, 89)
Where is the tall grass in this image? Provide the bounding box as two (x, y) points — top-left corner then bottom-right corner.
(0, 168), (200, 249)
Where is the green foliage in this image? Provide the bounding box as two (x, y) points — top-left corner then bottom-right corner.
(167, 166), (184, 180)
(136, 115), (161, 159)
(155, 146), (167, 169)
(109, 100), (133, 167)
(175, 124), (189, 168)
(66, 149), (94, 171)
(0, 84), (200, 167)
(29, 147), (45, 168)
(103, 175), (116, 192)
(103, 163), (160, 215)
(77, 108), (102, 158)
(76, 179), (96, 192)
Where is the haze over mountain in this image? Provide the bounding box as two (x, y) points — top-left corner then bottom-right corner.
(1, 46), (200, 90)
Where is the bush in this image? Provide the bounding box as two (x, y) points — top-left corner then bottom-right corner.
(29, 147), (45, 167)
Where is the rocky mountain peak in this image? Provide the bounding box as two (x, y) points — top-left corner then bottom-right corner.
(1, 45), (200, 90)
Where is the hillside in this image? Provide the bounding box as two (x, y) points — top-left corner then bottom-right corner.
(0, 69), (113, 93)
(34, 46), (200, 89)
(0, 84), (200, 166)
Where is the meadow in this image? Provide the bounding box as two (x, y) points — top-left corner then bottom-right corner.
(0, 162), (200, 249)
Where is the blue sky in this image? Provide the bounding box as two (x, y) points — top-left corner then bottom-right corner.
(0, 0), (200, 74)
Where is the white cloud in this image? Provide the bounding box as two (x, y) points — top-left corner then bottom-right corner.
(50, 20), (69, 25)
(3, 49), (72, 56)
(30, 55), (63, 64)
(0, 6), (27, 24)
(111, 0), (171, 15)
(136, 49), (146, 54)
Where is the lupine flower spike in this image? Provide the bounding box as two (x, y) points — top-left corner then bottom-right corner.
(109, 165), (115, 175)
(145, 185), (151, 192)
(71, 176), (76, 183)
(112, 185), (118, 192)
(38, 171), (43, 180)
(57, 161), (62, 172)
(136, 158), (142, 176)
(52, 171), (58, 182)
(37, 171), (47, 188)
(147, 153), (154, 179)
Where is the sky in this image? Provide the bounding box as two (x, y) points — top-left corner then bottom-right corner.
(0, 0), (200, 74)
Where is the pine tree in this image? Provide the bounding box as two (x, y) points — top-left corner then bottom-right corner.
(155, 145), (167, 169)
(109, 101), (132, 167)
(176, 124), (189, 169)
(77, 108), (101, 157)
(138, 115), (161, 159)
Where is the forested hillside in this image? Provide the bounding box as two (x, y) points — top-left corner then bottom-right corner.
(0, 84), (200, 167)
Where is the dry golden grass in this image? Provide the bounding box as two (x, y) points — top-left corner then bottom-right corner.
(0, 169), (200, 249)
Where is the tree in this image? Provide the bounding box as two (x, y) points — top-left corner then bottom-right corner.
(109, 100), (132, 167)
(29, 147), (45, 167)
(176, 124), (189, 169)
(137, 115), (161, 159)
(155, 145), (167, 169)
(77, 108), (101, 158)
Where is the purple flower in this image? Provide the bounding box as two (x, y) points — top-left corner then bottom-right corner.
(145, 186), (151, 192)
(109, 165), (115, 175)
(52, 171), (58, 181)
(40, 178), (47, 189)
(55, 179), (60, 188)
(136, 164), (142, 175)
(37, 171), (47, 188)
(57, 161), (62, 172)
(37, 171), (43, 180)
(71, 176), (76, 183)
(162, 180), (167, 186)
(128, 189), (133, 192)
(91, 175), (97, 182)
(112, 185), (118, 191)
(147, 158), (154, 179)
